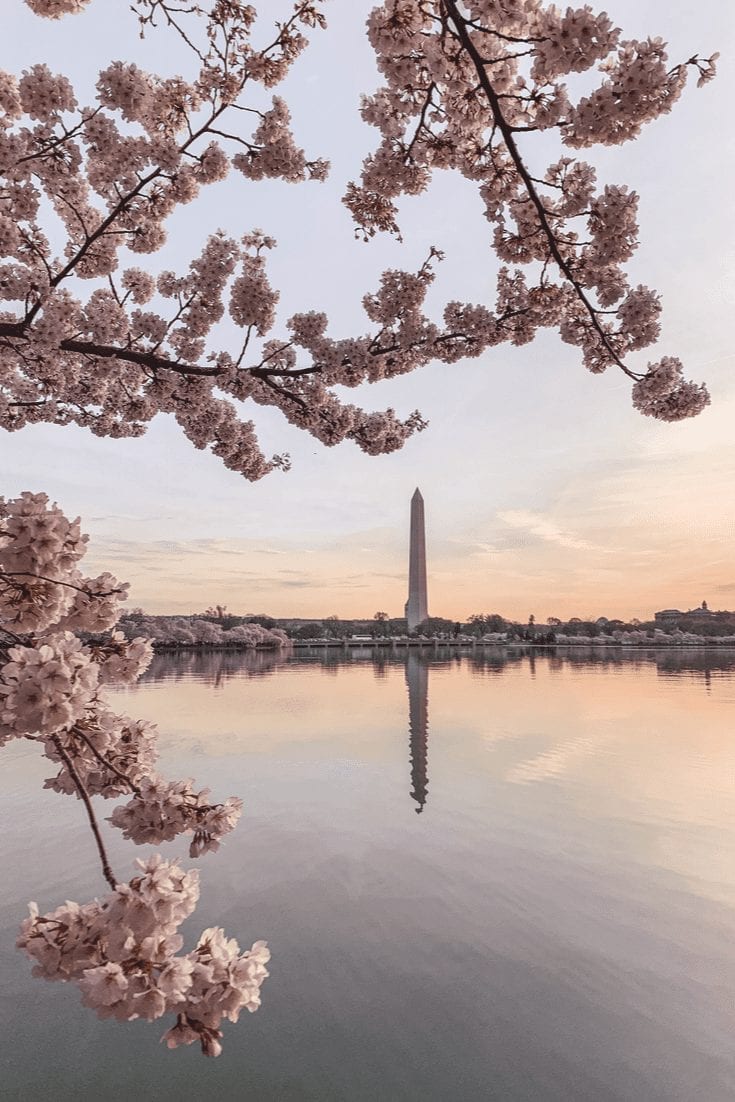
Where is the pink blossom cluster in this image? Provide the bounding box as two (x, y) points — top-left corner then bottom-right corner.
(233, 96), (329, 183)
(1, 494), (264, 1054)
(43, 708), (159, 799)
(631, 356), (709, 421)
(17, 855), (269, 1057)
(565, 39), (716, 148)
(92, 631), (153, 686)
(0, 491), (117, 634)
(110, 777), (243, 857)
(1, 632), (97, 739)
(24, 0), (91, 16)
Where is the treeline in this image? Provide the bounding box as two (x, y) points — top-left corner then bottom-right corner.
(454, 612), (735, 646)
(118, 609), (735, 647)
(118, 610), (288, 649)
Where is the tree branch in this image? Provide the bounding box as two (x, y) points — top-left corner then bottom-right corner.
(50, 735), (118, 891)
(0, 326), (223, 378)
(71, 726), (143, 798)
(441, 0), (636, 380)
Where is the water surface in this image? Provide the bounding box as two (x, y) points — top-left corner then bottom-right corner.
(2, 647), (735, 1101)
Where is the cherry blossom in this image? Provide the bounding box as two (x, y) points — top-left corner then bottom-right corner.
(2, 493), (271, 1054)
(24, 0), (92, 17)
(109, 777), (243, 855)
(17, 855), (270, 1055)
(0, 0), (717, 486)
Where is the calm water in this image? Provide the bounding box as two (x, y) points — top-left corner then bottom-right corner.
(2, 647), (735, 1101)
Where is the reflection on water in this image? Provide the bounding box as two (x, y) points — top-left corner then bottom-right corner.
(138, 644), (735, 823)
(143, 645), (290, 684)
(141, 642), (735, 689)
(4, 646), (735, 1101)
(406, 652), (429, 813)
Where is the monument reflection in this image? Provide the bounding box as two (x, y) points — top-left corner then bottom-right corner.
(405, 652), (429, 813)
(137, 646), (735, 819)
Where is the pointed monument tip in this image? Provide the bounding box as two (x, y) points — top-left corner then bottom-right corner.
(412, 486), (423, 498)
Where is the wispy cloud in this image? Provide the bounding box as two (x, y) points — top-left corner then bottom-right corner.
(470, 541), (500, 556)
(497, 510), (605, 553)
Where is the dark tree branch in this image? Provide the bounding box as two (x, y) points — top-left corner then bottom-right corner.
(71, 727), (143, 798)
(441, 0), (636, 380)
(0, 325), (223, 378)
(50, 735), (118, 892)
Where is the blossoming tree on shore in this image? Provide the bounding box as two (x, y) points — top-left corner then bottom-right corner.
(0, 0), (718, 1058)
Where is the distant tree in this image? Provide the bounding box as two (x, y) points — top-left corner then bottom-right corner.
(547, 616), (562, 628)
(121, 606), (146, 623)
(467, 613), (506, 636)
(292, 623), (324, 640)
(247, 614), (277, 629)
(193, 620), (225, 644)
(372, 611), (389, 637)
(416, 616), (454, 636)
(204, 604), (227, 620)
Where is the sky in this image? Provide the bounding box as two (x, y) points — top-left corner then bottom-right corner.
(2, 0), (735, 622)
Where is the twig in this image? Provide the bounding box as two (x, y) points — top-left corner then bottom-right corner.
(72, 727), (143, 798)
(50, 736), (118, 891)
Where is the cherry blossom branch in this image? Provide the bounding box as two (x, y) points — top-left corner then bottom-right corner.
(1, 570), (126, 598)
(441, 0), (634, 379)
(71, 726), (143, 798)
(0, 0), (714, 473)
(62, 338), (223, 377)
(32, 105), (231, 310)
(50, 734), (118, 891)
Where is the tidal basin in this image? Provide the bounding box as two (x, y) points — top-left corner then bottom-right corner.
(3, 647), (735, 1101)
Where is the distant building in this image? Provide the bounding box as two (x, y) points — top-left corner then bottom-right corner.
(654, 609), (684, 626)
(654, 602), (729, 633)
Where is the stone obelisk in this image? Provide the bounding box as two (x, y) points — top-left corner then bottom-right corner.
(405, 487), (428, 631)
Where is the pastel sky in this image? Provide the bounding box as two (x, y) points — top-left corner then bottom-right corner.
(2, 0), (734, 622)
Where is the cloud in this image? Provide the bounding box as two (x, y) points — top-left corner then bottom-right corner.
(470, 541), (500, 556)
(497, 509), (606, 553)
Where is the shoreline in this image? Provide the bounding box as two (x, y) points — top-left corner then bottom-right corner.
(148, 639), (735, 652)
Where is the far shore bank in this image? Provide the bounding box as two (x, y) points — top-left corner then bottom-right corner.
(149, 639), (735, 652)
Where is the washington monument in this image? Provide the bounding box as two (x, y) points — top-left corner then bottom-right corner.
(405, 488), (429, 631)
